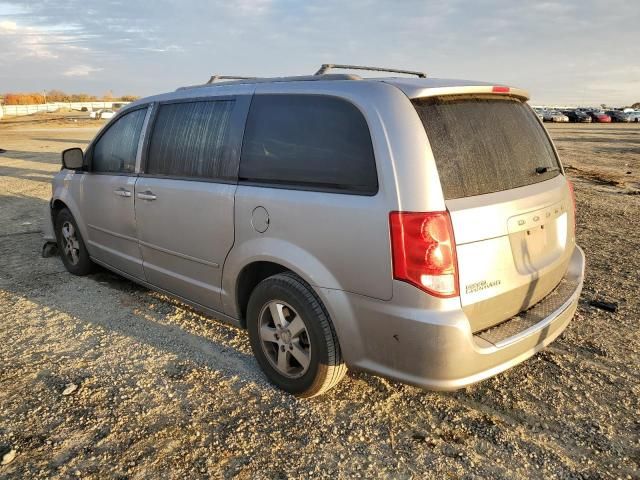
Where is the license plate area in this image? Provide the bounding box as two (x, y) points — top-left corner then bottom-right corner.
(508, 201), (568, 274)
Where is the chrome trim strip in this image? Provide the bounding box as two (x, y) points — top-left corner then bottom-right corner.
(88, 223), (220, 268)
(87, 240), (144, 267)
(139, 240), (220, 268)
(88, 223), (138, 243)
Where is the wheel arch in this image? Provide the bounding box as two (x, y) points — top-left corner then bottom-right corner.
(49, 191), (91, 250)
(223, 239), (345, 328)
(235, 261), (291, 328)
(51, 198), (68, 216)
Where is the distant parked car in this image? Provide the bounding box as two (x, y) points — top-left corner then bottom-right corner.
(563, 110), (592, 123)
(586, 111), (612, 123)
(627, 111), (640, 122)
(89, 109), (115, 120)
(543, 110), (569, 122)
(606, 110), (632, 122)
(533, 107), (545, 121)
(100, 109), (115, 120)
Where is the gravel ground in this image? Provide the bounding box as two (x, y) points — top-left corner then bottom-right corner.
(0, 114), (638, 479)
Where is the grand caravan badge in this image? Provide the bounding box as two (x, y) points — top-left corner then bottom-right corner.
(465, 279), (502, 295)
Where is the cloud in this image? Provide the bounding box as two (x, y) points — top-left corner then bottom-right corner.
(63, 65), (102, 76)
(235, 0), (273, 15)
(0, 2), (26, 15)
(530, 2), (574, 14)
(0, 19), (17, 30)
(0, 19), (60, 58)
(138, 44), (183, 53)
(0, 16), (94, 62)
(0, 0), (638, 104)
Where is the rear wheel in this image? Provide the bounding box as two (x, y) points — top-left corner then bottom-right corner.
(54, 208), (93, 275)
(247, 272), (347, 397)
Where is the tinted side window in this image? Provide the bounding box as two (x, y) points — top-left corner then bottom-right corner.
(147, 100), (235, 179)
(239, 95), (377, 194)
(92, 108), (147, 173)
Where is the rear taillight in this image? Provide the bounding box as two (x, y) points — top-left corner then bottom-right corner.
(492, 86), (510, 93)
(567, 180), (577, 233)
(389, 211), (459, 298)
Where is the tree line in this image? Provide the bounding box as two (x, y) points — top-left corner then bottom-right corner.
(2, 90), (139, 105)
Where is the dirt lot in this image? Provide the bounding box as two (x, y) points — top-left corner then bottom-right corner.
(1, 113), (638, 479)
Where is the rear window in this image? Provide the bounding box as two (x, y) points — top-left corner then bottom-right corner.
(413, 96), (560, 199)
(239, 94), (378, 195)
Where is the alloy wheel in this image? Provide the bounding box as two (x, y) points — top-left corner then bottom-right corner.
(61, 221), (80, 265)
(258, 300), (311, 378)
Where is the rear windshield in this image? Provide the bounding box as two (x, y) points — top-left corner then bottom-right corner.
(413, 96), (560, 199)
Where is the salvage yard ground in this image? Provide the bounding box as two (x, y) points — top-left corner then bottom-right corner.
(0, 113), (638, 479)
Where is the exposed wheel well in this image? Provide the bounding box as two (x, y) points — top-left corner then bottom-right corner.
(51, 199), (68, 219)
(236, 261), (290, 328)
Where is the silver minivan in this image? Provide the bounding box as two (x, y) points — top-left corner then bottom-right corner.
(45, 65), (585, 397)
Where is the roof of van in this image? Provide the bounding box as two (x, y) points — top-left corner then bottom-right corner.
(176, 75), (530, 101)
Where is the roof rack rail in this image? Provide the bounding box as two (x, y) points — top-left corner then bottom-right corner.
(315, 64), (426, 78)
(207, 75), (257, 84)
(176, 73), (362, 91)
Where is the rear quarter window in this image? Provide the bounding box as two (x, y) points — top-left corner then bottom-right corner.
(413, 96), (560, 199)
(239, 94), (378, 195)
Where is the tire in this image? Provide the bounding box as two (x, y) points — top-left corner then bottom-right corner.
(247, 272), (347, 397)
(54, 208), (93, 275)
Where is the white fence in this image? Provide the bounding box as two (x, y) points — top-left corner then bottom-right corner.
(1, 101), (130, 117)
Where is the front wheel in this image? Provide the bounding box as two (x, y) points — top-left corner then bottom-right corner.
(247, 272), (347, 397)
(54, 208), (93, 275)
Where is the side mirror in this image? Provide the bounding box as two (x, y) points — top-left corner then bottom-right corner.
(61, 148), (84, 170)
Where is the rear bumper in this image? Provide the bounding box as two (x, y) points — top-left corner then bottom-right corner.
(332, 245), (585, 391)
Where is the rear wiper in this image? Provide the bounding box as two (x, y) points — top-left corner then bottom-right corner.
(535, 166), (560, 174)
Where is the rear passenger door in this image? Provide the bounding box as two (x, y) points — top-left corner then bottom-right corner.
(135, 96), (251, 311)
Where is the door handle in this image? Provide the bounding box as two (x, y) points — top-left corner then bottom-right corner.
(113, 188), (132, 197)
(136, 191), (157, 201)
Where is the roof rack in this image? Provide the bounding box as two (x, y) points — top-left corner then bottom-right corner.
(206, 75), (257, 84)
(177, 73), (361, 91)
(315, 63), (426, 78)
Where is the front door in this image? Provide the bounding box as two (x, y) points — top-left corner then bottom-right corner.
(80, 107), (148, 279)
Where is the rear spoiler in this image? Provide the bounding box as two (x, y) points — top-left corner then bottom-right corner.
(402, 85), (529, 101)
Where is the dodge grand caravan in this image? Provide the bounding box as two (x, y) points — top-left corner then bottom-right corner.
(44, 64), (585, 397)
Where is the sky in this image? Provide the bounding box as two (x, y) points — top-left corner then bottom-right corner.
(0, 0), (638, 106)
